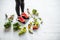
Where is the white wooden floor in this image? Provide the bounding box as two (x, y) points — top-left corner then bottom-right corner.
(0, 0), (60, 40)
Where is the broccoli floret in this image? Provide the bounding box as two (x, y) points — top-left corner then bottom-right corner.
(4, 21), (11, 28)
(13, 22), (21, 31)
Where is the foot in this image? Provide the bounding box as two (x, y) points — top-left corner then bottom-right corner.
(17, 16), (25, 23)
(21, 12), (29, 19)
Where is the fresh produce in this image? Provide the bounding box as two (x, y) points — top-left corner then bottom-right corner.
(33, 18), (39, 26)
(39, 18), (42, 21)
(13, 22), (21, 31)
(32, 9), (37, 14)
(28, 29), (33, 34)
(8, 15), (14, 22)
(3, 8), (43, 36)
(5, 14), (8, 19)
(38, 17), (43, 24)
(41, 21), (43, 24)
(28, 22), (32, 29)
(18, 27), (26, 35)
(33, 17), (37, 21)
(33, 24), (38, 30)
(33, 18), (39, 30)
(27, 8), (33, 18)
(35, 13), (38, 16)
(4, 15), (14, 29)
(28, 22), (33, 34)
(34, 21), (39, 26)
(32, 9), (39, 16)
(4, 21), (11, 28)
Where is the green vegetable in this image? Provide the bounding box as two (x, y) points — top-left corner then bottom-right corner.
(28, 22), (32, 29)
(33, 18), (37, 22)
(18, 27), (26, 35)
(41, 21), (43, 24)
(5, 14), (8, 19)
(28, 29), (33, 34)
(38, 18), (43, 24)
(4, 21), (11, 28)
(32, 9), (39, 16)
(39, 18), (42, 21)
(13, 22), (21, 31)
(33, 18), (39, 26)
(8, 15), (14, 22)
(35, 21), (39, 26)
(32, 9), (37, 14)
(28, 22), (33, 34)
(36, 13), (38, 16)
(33, 18), (39, 30)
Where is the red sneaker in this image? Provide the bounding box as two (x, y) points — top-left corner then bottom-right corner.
(18, 16), (25, 23)
(21, 12), (29, 19)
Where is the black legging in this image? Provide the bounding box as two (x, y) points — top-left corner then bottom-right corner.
(15, 0), (24, 16)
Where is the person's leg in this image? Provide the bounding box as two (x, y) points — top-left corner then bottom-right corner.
(21, 0), (24, 12)
(15, 0), (20, 16)
(20, 0), (29, 19)
(15, 0), (25, 23)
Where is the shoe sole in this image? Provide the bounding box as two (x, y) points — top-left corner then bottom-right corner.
(16, 19), (25, 24)
(22, 16), (29, 19)
(18, 20), (25, 24)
